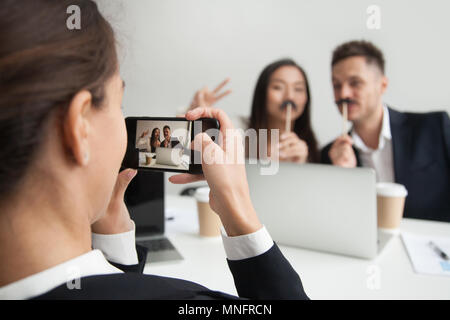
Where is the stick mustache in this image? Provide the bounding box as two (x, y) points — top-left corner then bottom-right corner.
(335, 98), (355, 106)
(280, 100), (297, 111)
(280, 100), (297, 133)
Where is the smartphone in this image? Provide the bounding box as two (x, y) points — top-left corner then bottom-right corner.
(122, 117), (220, 174)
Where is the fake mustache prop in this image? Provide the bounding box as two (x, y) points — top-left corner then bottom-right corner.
(279, 100), (297, 132)
(335, 98), (356, 107)
(335, 98), (355, 136)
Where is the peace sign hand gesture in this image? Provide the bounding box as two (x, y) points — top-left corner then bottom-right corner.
(189, 78), (232, 110)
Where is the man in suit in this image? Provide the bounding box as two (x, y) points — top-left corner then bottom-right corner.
(321, 40), (450, 222)
(160, 125), (180, 149)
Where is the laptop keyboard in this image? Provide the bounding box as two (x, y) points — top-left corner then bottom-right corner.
(138, 238), (176, 252)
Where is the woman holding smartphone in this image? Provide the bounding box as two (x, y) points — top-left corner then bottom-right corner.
(0, 0), (307, 300)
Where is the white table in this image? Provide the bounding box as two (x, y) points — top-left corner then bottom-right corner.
(144, 195), (450, 299)
(139, 152), (189, 171)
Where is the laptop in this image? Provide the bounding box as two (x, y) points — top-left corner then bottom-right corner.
(124, 170), (183, 263)
(155, 147), (182, 166)
(246, 162), (391, 259)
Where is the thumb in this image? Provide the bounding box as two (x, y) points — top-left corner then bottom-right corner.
(191, 132), (217, 152)
(336, 134), (353, 146)
(112, 169), (137, 199)
(191, 132), (223, 167)
(342, 135), (354, 145)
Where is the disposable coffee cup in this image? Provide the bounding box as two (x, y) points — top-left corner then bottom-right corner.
(376, 182), (408, 231)
(145, 155), (152, 165)
(194, 187), (222, 237)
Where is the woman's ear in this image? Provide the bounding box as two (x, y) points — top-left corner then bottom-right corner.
(63, 90), (93, 166)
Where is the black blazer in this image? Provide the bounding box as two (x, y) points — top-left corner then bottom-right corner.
(321, 107), (450, 222)
(34, 244), (309, 300)
(160, 138), (180, 149)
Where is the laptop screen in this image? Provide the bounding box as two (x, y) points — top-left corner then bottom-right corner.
(124, 170), (164, 236)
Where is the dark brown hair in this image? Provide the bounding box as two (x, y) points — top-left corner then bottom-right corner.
(0, 0), (118, 199)
(332, 40), (385, 73)
(248, 59), (319, 163)
(150, 128), (160, 152)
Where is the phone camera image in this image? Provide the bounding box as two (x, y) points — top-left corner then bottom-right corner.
(122, 117), (220, 174)
(135, 119), (191, 171)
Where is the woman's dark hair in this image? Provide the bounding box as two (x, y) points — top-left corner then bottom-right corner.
(150, 128), (160, 152)
(0, 0), (118, 199)
(248, 59), (319, 163)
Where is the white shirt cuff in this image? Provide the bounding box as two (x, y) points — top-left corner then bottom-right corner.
(91, 221), (139, 265)
(221, 225), (274, 261)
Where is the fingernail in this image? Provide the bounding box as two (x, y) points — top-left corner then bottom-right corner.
(127, 169), (137, 179)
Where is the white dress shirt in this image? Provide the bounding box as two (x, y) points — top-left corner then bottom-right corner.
(351, 105), (395, 183)
(137, 138), (151, 152)
(0, 222), (273, 300)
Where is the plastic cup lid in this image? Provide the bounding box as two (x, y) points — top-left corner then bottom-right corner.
(194, 187), (210, 203)
(376, 182), (408, 197)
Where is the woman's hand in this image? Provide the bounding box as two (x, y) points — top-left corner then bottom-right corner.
(140, 129), (149, 138)
(169, 107), (262, 237)
(278, 132), (309, 163)
(152, 140), (161, 149)
(91, 169), (137, 234)
(188, 78), (232, 110)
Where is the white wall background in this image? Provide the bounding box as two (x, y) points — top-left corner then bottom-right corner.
(136, 120), (190, 148)
(96, 0), (450, 194)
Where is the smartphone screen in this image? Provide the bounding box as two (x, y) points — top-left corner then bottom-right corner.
(122, 117), (219, 174)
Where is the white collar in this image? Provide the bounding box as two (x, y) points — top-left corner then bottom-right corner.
(0, 249), (122, 300)
(351, 105), (392, 152)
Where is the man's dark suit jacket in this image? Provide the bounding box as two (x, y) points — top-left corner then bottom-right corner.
(160, 137), (180, 149)
(34, 244), (309, 300)
(321, 107), (450, 222)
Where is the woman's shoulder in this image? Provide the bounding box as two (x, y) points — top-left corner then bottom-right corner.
(33, 273), (238, 300)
